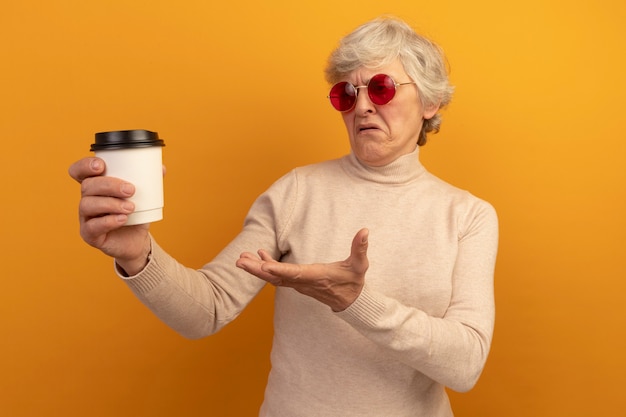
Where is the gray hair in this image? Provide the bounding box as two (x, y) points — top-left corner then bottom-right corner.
(325, 16), (454, 146)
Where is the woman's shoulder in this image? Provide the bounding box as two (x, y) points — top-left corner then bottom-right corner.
(423, 170), (497, 213)
(263, 156), (345, 194)
(292, 156), (345, 175)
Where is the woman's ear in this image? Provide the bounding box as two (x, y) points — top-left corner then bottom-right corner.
(423, 102), (440, 120)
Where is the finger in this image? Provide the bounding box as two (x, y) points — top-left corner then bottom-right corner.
(80, 214), (129, 247)
(347, 228), (369, 273)
(236, 256), (283, 284)
(257, 249), (278, 263)
(261, 261), (304, 280)
(68, 157), (105, 183)
(81, 175), (135, 199)
(351, 228), (369, 255)
(79, 195), (135, 220)
(237, 251), (260, 261)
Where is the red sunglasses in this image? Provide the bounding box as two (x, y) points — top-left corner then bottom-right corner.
(328, 73), (416, 112)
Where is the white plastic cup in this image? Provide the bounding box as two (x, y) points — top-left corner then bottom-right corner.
(91, 130), (165, 226)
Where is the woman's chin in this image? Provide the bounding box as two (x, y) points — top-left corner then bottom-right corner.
(354, 149), (389, 167)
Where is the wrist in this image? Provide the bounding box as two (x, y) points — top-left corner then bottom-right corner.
(116, 255), (150, 277)
(116, 237), (152, 277)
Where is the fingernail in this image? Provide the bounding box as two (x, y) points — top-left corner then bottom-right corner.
(116, 214), (127, 223)
(90, 159), (102, 171)
(121, 202), (134, 213)
(121, 183), (134, 196)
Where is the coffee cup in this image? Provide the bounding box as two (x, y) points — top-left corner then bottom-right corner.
(91, 129), (165, 226)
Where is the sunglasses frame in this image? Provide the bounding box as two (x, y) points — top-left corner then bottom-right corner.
(328, 74), (416, 112)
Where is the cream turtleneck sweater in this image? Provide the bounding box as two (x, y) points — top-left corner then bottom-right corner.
(122, 147), (499, 416)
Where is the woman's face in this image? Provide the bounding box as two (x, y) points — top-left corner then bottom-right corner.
(340, 59), (438, 167)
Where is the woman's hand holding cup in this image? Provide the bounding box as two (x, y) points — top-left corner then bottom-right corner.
(68, 157), (152, 276)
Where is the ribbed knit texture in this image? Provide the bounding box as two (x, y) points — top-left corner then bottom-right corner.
(121, 147), (498, 416)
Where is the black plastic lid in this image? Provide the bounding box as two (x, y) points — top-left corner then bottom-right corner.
(91, 130), (165, 151)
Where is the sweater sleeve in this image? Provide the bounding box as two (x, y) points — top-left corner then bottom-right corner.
(120, 171), (298, 339)
(335, 200), (498, 392)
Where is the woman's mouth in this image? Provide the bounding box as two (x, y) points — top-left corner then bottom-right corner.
(358, 124), (379, 132)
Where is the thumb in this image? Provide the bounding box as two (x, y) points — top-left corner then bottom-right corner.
(348, 228), (369, 273)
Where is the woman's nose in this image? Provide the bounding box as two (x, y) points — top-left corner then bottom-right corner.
(353, 86), (375, 113)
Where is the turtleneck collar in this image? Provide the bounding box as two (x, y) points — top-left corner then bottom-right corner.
(341, 146), (426, 185)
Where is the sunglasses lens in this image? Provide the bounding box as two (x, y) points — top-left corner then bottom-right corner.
(368, 74), (396, 105)
(329, 82), (356, 111)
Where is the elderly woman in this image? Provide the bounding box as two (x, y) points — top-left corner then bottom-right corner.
(69, 16), (498, 417)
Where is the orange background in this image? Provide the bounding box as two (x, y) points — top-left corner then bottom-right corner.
(1, 0), (625, 416)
